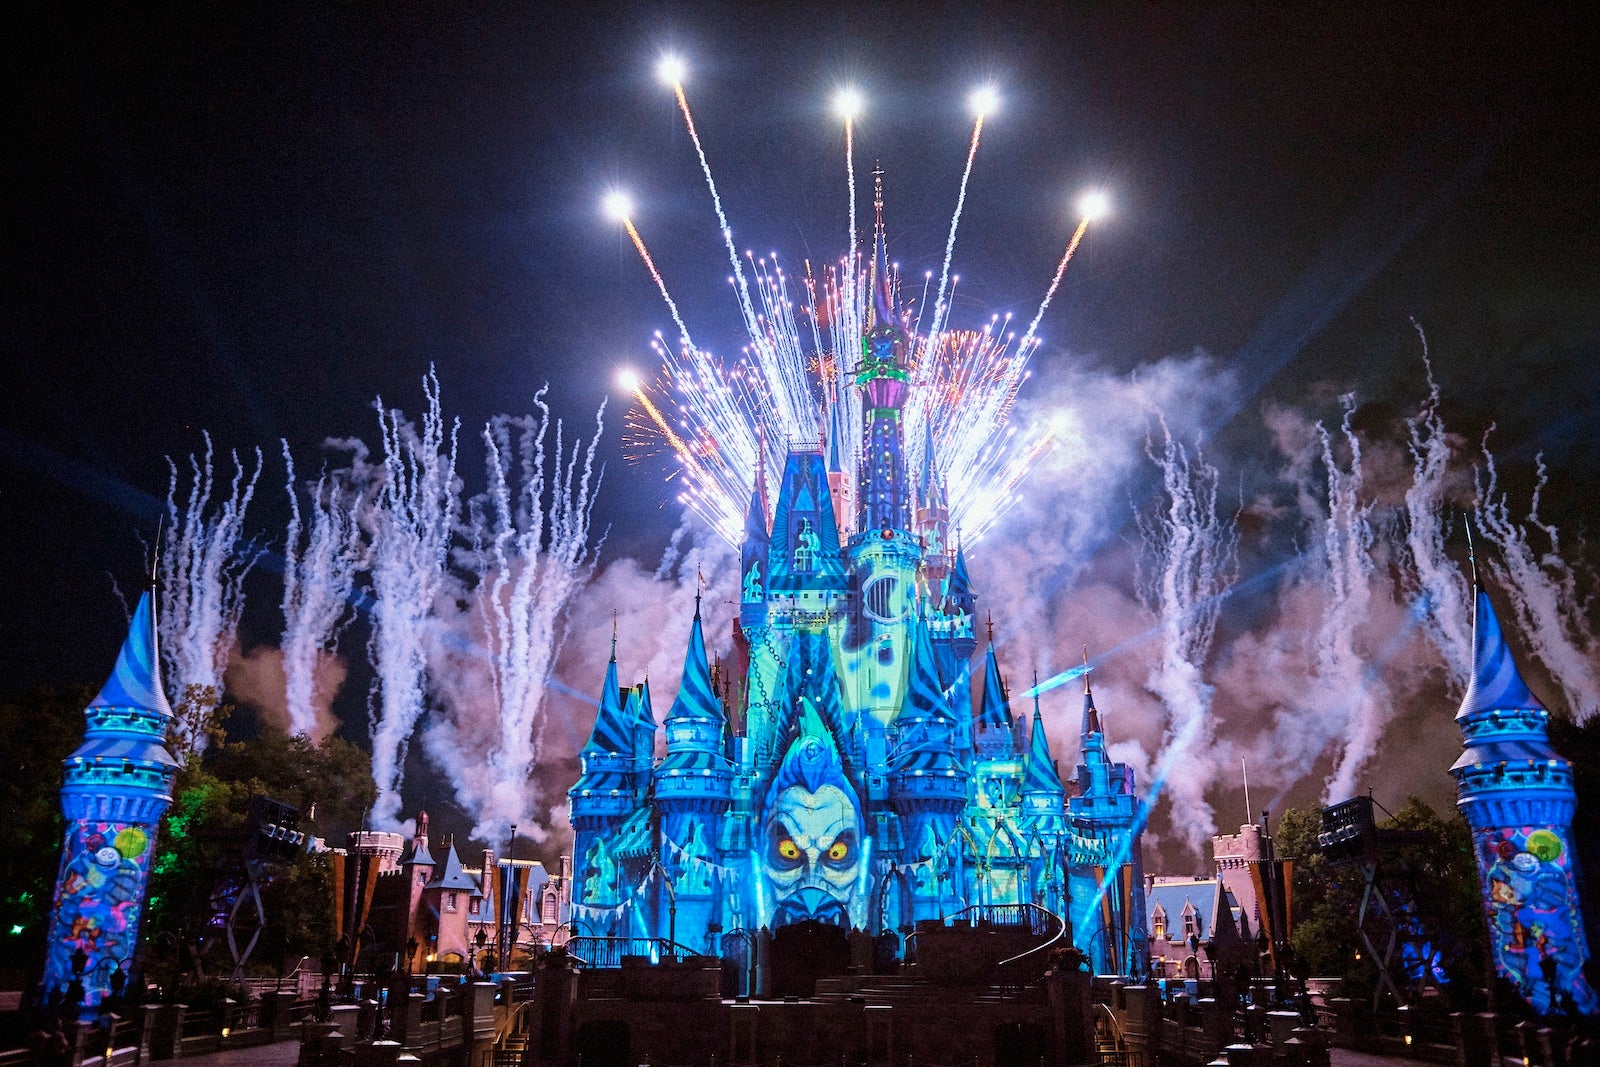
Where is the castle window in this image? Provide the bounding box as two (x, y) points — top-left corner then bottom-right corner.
(1183, 912), (1198, 940)
(1152, 907), (1167, 941)
(447, 891), (458, 912)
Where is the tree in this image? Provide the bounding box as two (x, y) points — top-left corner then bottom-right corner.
(0, 686), (92, 985)
(143, 726), (376, 985)
(1275, 797), (1485, 1008)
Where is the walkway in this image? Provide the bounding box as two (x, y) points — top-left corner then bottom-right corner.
(153, 1040), (300, 1067)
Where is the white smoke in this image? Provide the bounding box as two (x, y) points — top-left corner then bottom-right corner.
(280, 442), (365, 740)
(1138, 417), (1238, 859)
(159, 433), (263, 754)
(363, 369), (463, 830)
(1475, 448), (1600, 721)
(424, 392), (606, 843)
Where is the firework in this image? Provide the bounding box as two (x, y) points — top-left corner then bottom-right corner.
(611, 68), (1104, 545)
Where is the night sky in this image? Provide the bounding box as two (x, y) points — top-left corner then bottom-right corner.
(5, 5), (1598, 856)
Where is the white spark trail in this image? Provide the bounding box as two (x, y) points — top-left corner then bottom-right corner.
(1138, 418), (1237, 858)
(1400, 331), (1473, 684)
(365, 368), (462, 829)
(1475, 448), (1600, 721)
(1317, 399), (1390, 802)
(430, 392), (606, 842)
(280, 442), (365, 740)
(160, 434), (264, 757)
(928, 115), (986, 352)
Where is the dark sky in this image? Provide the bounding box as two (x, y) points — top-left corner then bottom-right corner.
(4, 3), (1598, 706)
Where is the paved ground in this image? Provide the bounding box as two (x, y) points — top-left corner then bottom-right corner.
(156, 1039), (300, 1067)
(1327, 1049), (1420, 1067)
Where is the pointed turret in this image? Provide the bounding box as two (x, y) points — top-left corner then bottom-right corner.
(888, 618), (966, 787)
(856, 167), (913, 535)
(767, 450), (848, 592)
(569, 652), (639, 817)
(45, 589), (180, 1015)
(659, 596), (734, 804)
(425, 840), (477, 892)
(1449, 585), (1597, 1015)
(401, 810), (436, 868)
(1023, 692), (1066, 798)
(741, 464), (772, 628)
(974, 632), (1020, 760)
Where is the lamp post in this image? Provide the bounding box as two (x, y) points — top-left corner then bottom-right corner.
(473, 929), (488, 977)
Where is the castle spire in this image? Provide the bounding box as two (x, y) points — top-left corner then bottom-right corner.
(1457, 587), (1545, 720)
(1023, 676), (1065, 796)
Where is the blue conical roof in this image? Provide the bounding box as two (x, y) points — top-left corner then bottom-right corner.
(582, 656), (632, 754)
(977, 645), (1011, 728)
(666, 606), (722, 726)
(898, 617), (956, 727)
(90, 591), (173, 717)
(1458, 589), (1546, 720)
(1024, 699), (1065, 795)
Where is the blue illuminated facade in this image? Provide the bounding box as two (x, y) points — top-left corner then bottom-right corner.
(569, 229), (1147, 973)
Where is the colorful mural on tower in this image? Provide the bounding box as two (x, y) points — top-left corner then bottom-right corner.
(40, 591), (178, 1014)
(1451, 588), (1598, 1016)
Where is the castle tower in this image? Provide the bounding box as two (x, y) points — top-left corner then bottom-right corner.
(974, 638), (1020, 763)
(569, 650), (640, 926)
(421, 841), (479, 969)
(656, 594), (735, 949)
(1067, 672), (1149, 977)
(42, 591), (179, 1015)
(888, 617), (970, 922)
(1450, 587), (1598, 1015)
(855, 201), (912, 536)
(398, 811), (436, 964)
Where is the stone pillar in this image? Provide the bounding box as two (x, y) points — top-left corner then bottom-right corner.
(1123, 985), (1154, 1065)
(329, 1004), (361, 1047)
(145, 1004), (185, 1061)
(529, 957), (576, 1065)
(1046, 969), (1093, 1066)
(1266, 1010), (1300, 1047)
(864, 1004), (893, 1066)
(467, 981), (497, 1064)
(269, 991), (299, 1040)
(1325, 998), (1358, 1047)
(1198, 998), (1231, 1053)
(729, 1002), (760, 1067)
(353, 1040), (402, 1067)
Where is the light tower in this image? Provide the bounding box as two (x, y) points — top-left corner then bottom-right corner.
(41, 590), (179, 1016)
(1450, 586), (1597, 1015)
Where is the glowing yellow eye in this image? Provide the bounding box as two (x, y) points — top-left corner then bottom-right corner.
(778, 839), (801, 861)
(827, 841), (849, 862)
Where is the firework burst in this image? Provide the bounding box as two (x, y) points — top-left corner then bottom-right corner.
(612, 63), (1104, 544)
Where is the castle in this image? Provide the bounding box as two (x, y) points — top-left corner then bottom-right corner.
(567, 211), (1148, 975)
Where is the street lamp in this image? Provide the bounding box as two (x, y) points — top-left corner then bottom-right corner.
(473, 929), (488, 976)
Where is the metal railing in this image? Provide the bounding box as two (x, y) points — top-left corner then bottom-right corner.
(564, 936), (703, 968)
(939, 902), (1059, 936)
